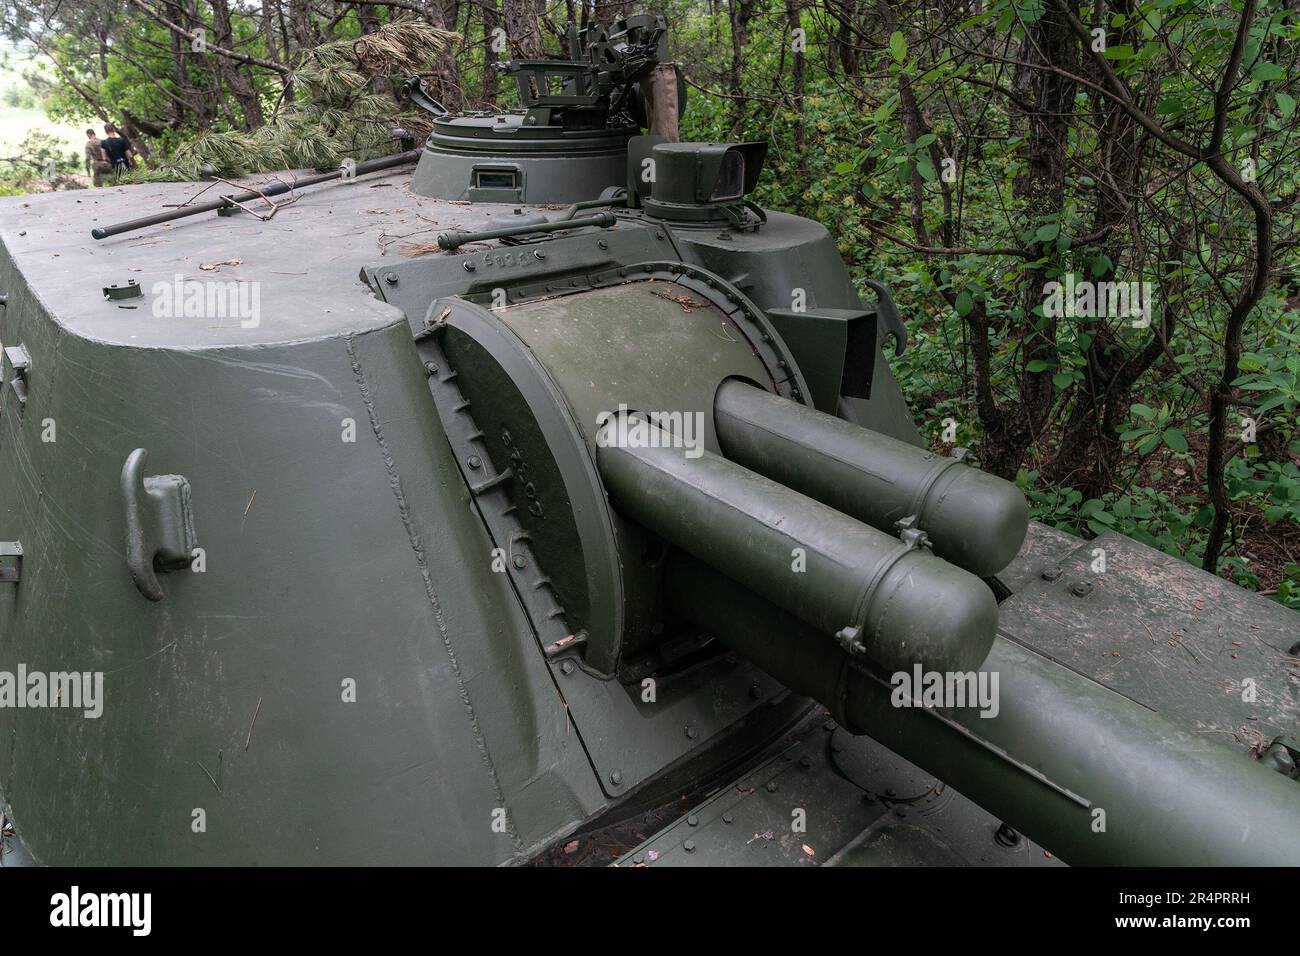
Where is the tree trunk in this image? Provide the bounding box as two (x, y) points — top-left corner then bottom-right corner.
(593, 0), (634, 22)
(786, 0), (806, 170)
(422, 0), (464, 111)
(357, 3), (382, 35)
(726, 0), (752, 138)
(289, 0), (316, 51)
(832, 0), (858, 77)
(208, 0), (266, 128)
(985, 5), (1077, 478)
(503, 0), (545, 58)
(481, 0), (500, 105)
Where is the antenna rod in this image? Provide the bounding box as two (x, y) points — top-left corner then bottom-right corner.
(90, 149), (421, 241)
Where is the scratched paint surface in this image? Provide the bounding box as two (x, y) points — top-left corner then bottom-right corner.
(997, 531), (1300, 755)
(0, 168), (522, 349)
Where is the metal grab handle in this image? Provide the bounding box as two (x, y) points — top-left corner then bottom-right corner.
(121, 448), (197, 601)
(399, 76), (448, 116)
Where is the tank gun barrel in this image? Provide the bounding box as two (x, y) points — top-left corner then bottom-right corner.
(714, 380), (1029, 577)
(664, 553), (1300, 866)
(594, 412), (999, 675)
(592, 396), (1300, 866)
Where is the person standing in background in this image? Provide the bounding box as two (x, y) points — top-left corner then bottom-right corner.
(99, 123), (135, 177)
(83, 128), (106, 187)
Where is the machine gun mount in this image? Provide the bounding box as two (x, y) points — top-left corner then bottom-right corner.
(408, 15), (685, 204)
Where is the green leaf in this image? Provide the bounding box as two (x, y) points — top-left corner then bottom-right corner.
(1034, 223), (1061, 243)
(954, 290), (973, 316)
(1277, 92), (1297, 119)
(889, 31), (907, 63)
(1026, 358), (1058, 372)
(1162, 428), (1189, 453)
(1128, 528), (1158, 547)
(1253, 61), (1283, 82)
(1102, 44), (1135, 60)
(916, 156), (936, 181)
(1052, 372), (1073, 389)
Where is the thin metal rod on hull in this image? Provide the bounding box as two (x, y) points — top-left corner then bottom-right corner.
(90, 149), (422, 240)
(436, 211), (618, 250)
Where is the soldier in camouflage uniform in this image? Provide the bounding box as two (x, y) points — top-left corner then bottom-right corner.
(83, 129), (106, 187)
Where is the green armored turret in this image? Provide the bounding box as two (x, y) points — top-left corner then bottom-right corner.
(410, 15), (686, 205)
(0, 16), (1296, 868)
